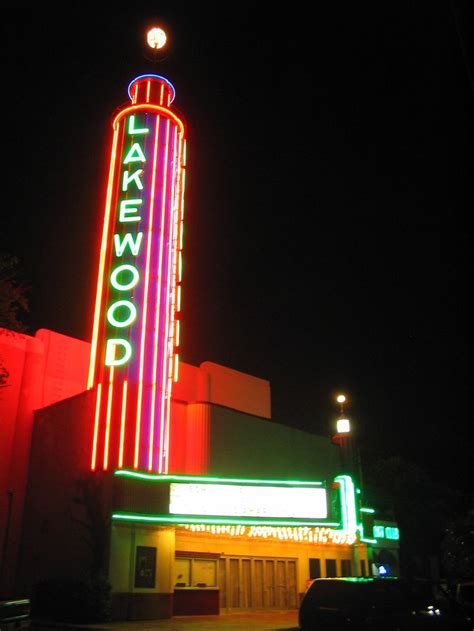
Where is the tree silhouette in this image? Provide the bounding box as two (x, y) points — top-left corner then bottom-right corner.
(0, 253), (29, 333)
(361, 450), (467, 579)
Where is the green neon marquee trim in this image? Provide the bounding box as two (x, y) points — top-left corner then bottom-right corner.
(114, 469), (324, 487)
(335, 474), (358, 534)
(361, 537), (378, 544)
(360, 507), (375, 514)
(111, 512), (340, 527)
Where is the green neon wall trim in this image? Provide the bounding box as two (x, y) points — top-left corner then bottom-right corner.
(335, 474), (358, 534)
(114, 469), (324, 487)
(385, 527), (400, 540)
(111, 512), (341, 527)
(360, 507), (375, 514)
(373, 525), (385, 538)
(361, 537), (378, 544)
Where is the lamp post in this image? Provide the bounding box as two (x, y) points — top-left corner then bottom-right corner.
(143, 25), (170, 63)
(332, 394), (355, 478)
(332, 395), (366, 576)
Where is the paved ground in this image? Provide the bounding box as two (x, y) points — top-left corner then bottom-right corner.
(33, 610), (300, 631)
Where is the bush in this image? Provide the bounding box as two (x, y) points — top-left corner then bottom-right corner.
(31, 574), (111, 623)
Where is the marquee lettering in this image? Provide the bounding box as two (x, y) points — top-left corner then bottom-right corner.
(104, 114), (149, 367)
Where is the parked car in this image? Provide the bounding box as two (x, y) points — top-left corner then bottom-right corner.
(0, 597), (31, 630)
(298, 577), (472, 630)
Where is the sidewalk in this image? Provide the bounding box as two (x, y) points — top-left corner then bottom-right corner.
(33, 610), (300, 631)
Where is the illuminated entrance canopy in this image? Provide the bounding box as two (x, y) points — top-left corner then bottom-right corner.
(112, 470), (345, 528)
(169, 482), (328, 520)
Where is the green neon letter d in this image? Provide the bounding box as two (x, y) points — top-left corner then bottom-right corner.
(105, 339), (132, 367)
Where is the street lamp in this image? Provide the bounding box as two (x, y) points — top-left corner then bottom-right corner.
(335, 394), (351, 434)
(147, 27), (167, 50)
(143, 25), (170, 62)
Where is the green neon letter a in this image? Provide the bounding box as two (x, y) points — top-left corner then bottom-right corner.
(123, 143), (146, 164)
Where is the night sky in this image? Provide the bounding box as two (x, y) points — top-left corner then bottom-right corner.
(2, 5), (472, 492)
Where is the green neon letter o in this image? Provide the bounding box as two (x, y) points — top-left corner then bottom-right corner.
(107, 300), (137, 328)
(110, 264), (140, 291)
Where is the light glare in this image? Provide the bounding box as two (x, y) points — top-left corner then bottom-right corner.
(147, 27), (167, 50)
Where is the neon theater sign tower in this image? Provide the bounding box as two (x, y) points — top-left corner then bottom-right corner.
(88, 33), (186, 474)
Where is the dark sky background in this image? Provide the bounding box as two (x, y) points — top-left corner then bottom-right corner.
(1, 5), (472, 492)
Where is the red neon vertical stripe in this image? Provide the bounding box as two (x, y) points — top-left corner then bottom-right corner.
(118, 380), (128, 468)
(166, 130), (183, 464)
(134, 114), (161, 469)
(146, 80), (151, 103)
(91, 384), (102, 470)
(160, 84), (164, 106)
(103, 366), (114, 470)
(152, 118), (171, 471)
(88, 127), (119, 388)
(147, 115), (168, 470)
(133, 83), (138, 104)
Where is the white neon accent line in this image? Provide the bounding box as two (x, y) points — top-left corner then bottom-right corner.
(146, 80), (151, 103)
(155, 119), (171, 473)
(179, 219), (184, 250)
(133, 83), (138, 104)
(134, 115), (160, 469)
(177, 285), (181, 312)
(174, 354), (179, 382)
(91, 384), (102, 470)
(88, 127), (119, 388)
(160, 84), (164, 105)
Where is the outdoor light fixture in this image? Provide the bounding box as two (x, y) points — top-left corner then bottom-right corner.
(336, 394), (346, 404)
(147, 27), (167, 50)
(336, 417), (351, 434)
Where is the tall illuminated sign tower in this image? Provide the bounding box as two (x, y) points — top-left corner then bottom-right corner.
(88, 58), (186, 473)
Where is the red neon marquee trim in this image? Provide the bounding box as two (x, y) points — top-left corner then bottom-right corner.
(91, 384), (102, 470)
(113, 105), (185, 136)
(156, 119), (171, 472)
(119, 380), (128, 468)
(103, 366), (114, 470)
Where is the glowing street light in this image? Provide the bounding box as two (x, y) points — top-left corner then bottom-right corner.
(143, 25), (169, 63)
(147, 27), (167, 50)
(336, 417), (351, 434)
(335, 393), (351, 434)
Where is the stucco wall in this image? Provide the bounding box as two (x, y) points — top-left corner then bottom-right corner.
(208, 406), (341, 481)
